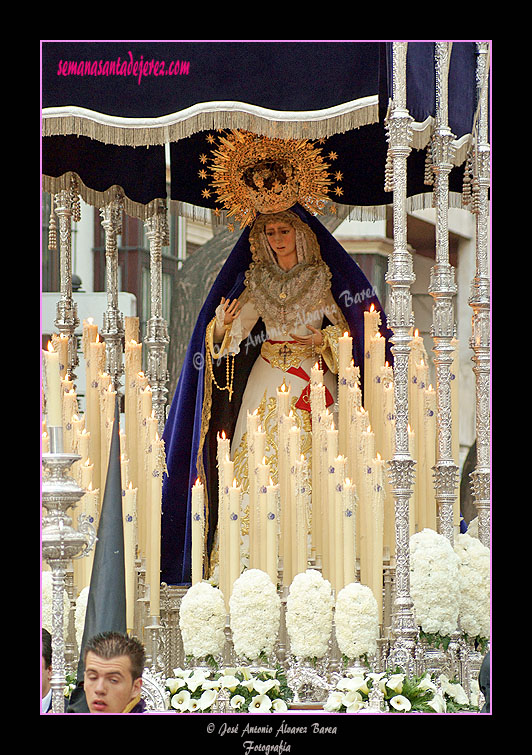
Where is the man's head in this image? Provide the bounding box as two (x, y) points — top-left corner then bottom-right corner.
(83, 632), (145, 714)
(42, 628), (52, 699)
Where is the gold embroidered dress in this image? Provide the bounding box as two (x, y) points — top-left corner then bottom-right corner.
(205, 212), (347, 565)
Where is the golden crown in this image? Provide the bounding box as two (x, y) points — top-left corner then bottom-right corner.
(198, 130), (340, 229)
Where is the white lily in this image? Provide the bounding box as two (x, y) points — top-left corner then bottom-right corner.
(248, 694), (272, 712)
(324, 691), (344, 712)
(171, 689), (191, 712)
(342, 690), (364, 712)
(219, 675), (240, 692)
(172, 667), (192, 678)
(230, 694), (246, 709)
(186, 670), (207, 693)
(385, 673), (405, 693)
(427, 693), (447, 713)
(272, 698), (288, 712)
(417, 674), (438, 693)
(198, 689), (217, 711)
(166, 678), (182, 695)
(389, 694), (412, 712)
(337, 676), (368, 694)
(253, 678), (280, 695)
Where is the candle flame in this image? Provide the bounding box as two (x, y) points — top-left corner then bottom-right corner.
(87, 317), (94, 325)
(84, 458), (91, 467)
(194, 478), (201, 487)
(369, 303), (375, 312)
(269, 476), (274, 486)
(138, 371), (145, 378)
(72, 414), (79, 421)
(377, 452), (381, 460)
(262, 456), (266, 465)
(232, 478), (238, 488)
(408, 424), (412, 432)
(88, 483), (93, 491)
(414, 329), (419, 338)
(343, 331), (349, 338)
(345, 477), (351, 486)
(128, 481), (133, 490)
(428, 384), (434, 391)
(420, 358), (425, 367)
(46, 341), (55, 353)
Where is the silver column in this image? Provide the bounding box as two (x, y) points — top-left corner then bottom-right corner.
(428, 42), (459, 544)
(53, 186), (80, 382)
(144, 203), (170, 434)
(468, 43), (491, 548)
(100, 197), (125, 394)
(384, 42), (419, 672)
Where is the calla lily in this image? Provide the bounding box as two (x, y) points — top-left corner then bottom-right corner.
(248, 694), (272, 712)
(389, 694), (412, 712)
(171, 689), (191, 711)
(172, 667), (192, 679)
(337, 676), (368, 694)
(166, 678), (182, 695)
(186, 670), (207, 693)
(253, 678), (279, 695)
(417, 674), (438, 693)
(230, 694), (245, 709)
(385, 673), (405, 693)
(219, 675), (240, 691)
(342, 690), (364, 711)
(447, 683), (469, 705)
(240, 678), (256, 692)
(198, 689), (217, 711)
(272, 698), (288, 712)
(189, 699), (200, 712)
(324, 691), (344, 712)
(427, 693), (447, 713)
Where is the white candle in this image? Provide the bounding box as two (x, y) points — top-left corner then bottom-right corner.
(276, 380), (291, 418)
(191, 478), (205, 586)
(424, 385), (437, 532)
(342, 478), (357, 587)
(265, 480), (279, 585)
(246, 412), (259, 568)
(43, 342), (62, 427)
(311, 361), (324, 385)
(338, 332), (353, 457)
(326, 427), (339, 588)
(229, 479), (242, 596)
(124, 481), (138, 633)
(294, 455), (307, 576)
(334, 454), (347, 592)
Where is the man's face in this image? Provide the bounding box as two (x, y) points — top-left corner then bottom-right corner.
(84, 651), (142, 713)
(42, 656), (52, 698)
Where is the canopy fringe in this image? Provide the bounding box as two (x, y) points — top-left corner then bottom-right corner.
(42, 99), (381, 147)
(42, 172), (165, 221)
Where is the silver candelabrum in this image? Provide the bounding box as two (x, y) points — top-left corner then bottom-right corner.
(42, 427), (96, 713)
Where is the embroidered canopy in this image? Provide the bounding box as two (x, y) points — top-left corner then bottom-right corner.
(41, 41), (482, 219)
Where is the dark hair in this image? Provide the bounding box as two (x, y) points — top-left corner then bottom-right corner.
(84, 632), (145, 681)
(42, 628), (52, 669)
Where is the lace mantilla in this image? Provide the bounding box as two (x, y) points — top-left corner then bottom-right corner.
(244, 260), (332, 335)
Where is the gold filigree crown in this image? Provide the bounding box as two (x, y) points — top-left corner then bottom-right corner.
(199, 130), (340, 229)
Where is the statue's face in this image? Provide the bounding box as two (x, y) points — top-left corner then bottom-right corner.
(264, 221), (297, 267)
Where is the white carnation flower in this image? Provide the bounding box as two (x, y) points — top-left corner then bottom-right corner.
(285, 570), (333, 659)
(229, 569), (280, 660)
(454, 533), (490, 641)
(410, 529), (460, 637)
(179, 581), (226, 658)
(334, 582), (379, 660)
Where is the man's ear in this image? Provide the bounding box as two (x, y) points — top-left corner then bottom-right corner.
(132, 677), (143, 697)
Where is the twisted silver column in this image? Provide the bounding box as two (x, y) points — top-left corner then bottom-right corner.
(468, 43), (491, 549)
(428, 42), (459, 544)
(53, 186), (80, 382)
(100, 197), (125, 395)
(384, 42), (419, 673)
(144, 204), (170, 434)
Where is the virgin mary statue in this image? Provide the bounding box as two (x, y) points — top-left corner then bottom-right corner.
(161, 132), (392, 586)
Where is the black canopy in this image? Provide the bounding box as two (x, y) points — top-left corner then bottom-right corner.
(41, 41), (482, 219)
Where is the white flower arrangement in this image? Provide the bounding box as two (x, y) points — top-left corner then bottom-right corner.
(334, 582), (379, 661)
(229, 569), (280, 661)
(324, 668), (478, 713)
(179, 581), (226, 659)
(165, 665), (292, 713)
(453, 533), (490, 644)
(409, 528), (460, 641)
(285, 570), (334, 659)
